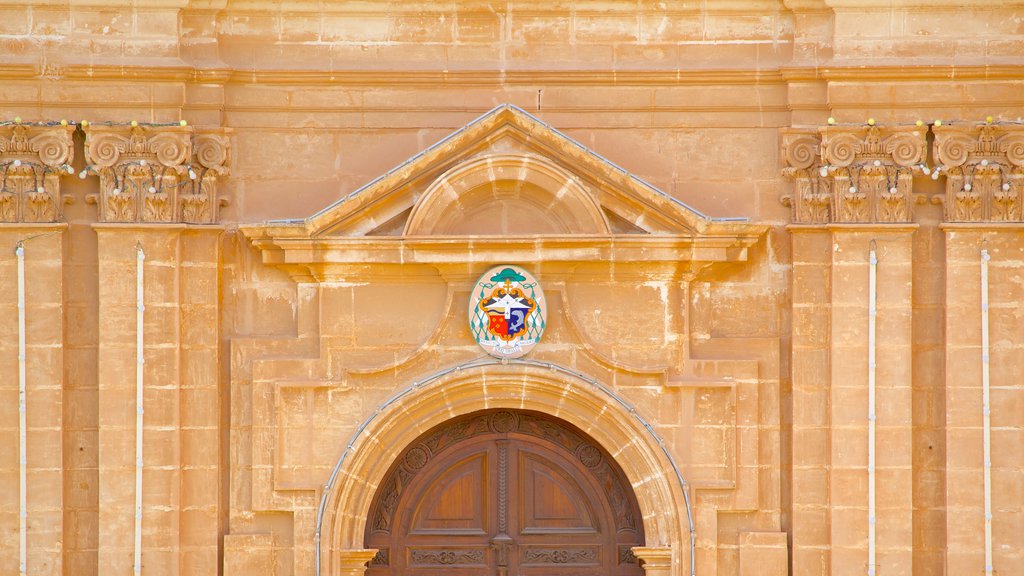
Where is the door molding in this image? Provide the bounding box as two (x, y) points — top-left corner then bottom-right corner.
(315, 358), (695, 576)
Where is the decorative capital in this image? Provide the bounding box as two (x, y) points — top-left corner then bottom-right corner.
(933, 123), (1024, 222)
(781, 124), (928, 224)
(781, 129), (831, 224)
(83, 124), (231, 224)
(0, 123), (76, 223)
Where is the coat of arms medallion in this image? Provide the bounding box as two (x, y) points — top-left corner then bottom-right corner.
(469, 265), (547, 359)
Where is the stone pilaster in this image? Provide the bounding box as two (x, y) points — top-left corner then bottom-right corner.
(942, 224), (1024, 575)
(828, 227), (915, 576)
(0, 225), (66, 576)
(789, 225), (833, 575)
(94, 224), (222, 576)
(785, 123), (923, 576)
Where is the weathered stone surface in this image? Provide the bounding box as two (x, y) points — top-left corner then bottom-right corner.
(0, 1), (1023, 576)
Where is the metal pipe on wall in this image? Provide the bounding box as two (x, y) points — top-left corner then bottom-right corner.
(134, 245), (145, 574)
(981, 248), (993, 576)
(16, 241), (27, 576)
(867, 243), (877, 576)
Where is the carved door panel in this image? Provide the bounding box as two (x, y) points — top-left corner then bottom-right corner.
(513, 440), (606, 576)
(365, 410), (644, 576)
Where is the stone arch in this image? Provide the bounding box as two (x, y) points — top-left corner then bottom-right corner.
(316, 361), (689, 575)
(403, 153), (611, 236)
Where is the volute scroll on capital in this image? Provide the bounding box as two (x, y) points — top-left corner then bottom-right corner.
(932, 123), (1024, 222)
(83, 124), (232, 224)
(0, 123), (76, 223)
(781, 124), (928, 225)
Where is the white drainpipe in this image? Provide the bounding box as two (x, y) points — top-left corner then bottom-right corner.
(867, 243), (877, 576)
(981, 248), (993, 576)
(134, 246), (145, 573)
(17, 242), (27, 576)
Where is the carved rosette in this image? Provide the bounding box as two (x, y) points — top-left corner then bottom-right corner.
(934, 124), (1024, 222)
(781, 125), (926, 224)
(83, 125), (232, 224)
(0, 124), (75, 222)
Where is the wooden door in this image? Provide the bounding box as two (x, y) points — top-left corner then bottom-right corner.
(365, 410), (645, 576)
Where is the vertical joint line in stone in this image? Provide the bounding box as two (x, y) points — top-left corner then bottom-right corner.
(16, 241), (27, 576)
(867, 242), (877, 576)
(980, 247), (993, 576)
(134, 245), (146, 575)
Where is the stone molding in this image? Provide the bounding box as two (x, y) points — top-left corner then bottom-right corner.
(0, 123), (76, 223)
(316, 365), (690, 574)
(933, 124), (1024, 223)
(632, 546), (673, 576)
(333, 549), (378, 576)
(83, 124), (231, 224)
(781, 124), (928, 224)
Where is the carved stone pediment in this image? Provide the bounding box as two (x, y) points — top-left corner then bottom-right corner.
(781, 124), (927, 224)
(83, 124), (231, 224)
(0, 123), (75, 223)
(934, 123), (1024, 222)
(243, 104), (765, 282)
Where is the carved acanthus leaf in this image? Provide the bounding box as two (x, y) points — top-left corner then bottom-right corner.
(934, 124), (1024, 222)
(780, 129), (830, 224)
(0, 124), (75, 223)
(781, 124), (926, 224)
(83, 125), (231, 224)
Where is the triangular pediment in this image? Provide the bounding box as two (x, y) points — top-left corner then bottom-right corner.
(299, 104), (725, 237)
(241, 105), (766, 281)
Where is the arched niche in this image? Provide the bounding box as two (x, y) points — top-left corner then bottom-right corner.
(317, 362), (688, 575)
(403, 154), (611, 236)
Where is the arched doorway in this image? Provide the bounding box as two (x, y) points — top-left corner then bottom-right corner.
(364, 409), (645, 575)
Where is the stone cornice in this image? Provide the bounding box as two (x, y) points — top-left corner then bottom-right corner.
(4, 63), (1024, 87)
(239, 232), (767, 283)
(82, 124), (231, 224)
(781, 64), (1024, 83)
(0, 123), (76, 223)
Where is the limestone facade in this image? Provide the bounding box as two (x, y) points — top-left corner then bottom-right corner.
(0, 1), (1023, 575)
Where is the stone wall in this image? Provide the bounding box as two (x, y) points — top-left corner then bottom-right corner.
(0, 1), (1022, 575)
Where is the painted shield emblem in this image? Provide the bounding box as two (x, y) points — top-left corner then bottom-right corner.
(469, 265), (547, 359)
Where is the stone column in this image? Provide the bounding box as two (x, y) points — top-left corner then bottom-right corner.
(789, 225), (833, 575)
(828, 226), (915, 576)
(0, 225), (66, 576)
(87, 122), (229, 576)
(94, 224), (222, 576)
(935, 124), (1024, 575)
(942, 225), (1024, 575)
(783, 122), (925, 576)
(0, 123), (74, 576)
